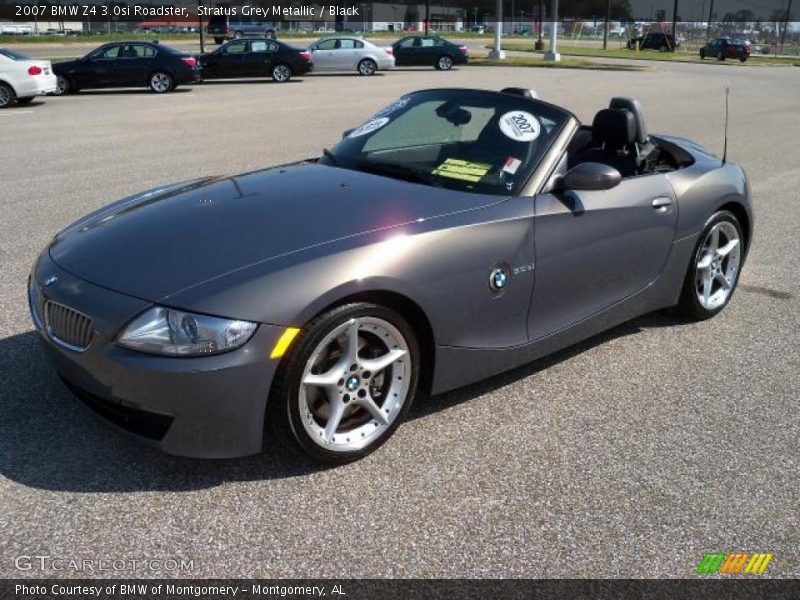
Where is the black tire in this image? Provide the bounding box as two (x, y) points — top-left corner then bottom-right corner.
(435, 55), (454, 70)
(54, 74), (71, 95)
(214, 37), (224, 45)
(676, 210), (744, 321)
(268, 302), (420, 465)
(271, 63), (292, 82)
(0, 82), (16, 108)
(659, 44), (668, 52)
(739, 55), (748, 63)
(699, 49), (706, 59)
(148, 71), (174, 93)
(357, 58), (377, 76)
(16, 96), (34, 104)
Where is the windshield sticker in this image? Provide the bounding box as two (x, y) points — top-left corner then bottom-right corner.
(498, 111), (541, 142)
(432, 158), (491, 183)
(349, 117), (390, 138)
(372, 98), (410, 118)
(502, 157), (522, 175)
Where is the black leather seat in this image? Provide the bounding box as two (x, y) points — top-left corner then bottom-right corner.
(573, 108), (638, 177)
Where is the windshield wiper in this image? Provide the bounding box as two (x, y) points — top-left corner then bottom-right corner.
(353, 161), (443, 188)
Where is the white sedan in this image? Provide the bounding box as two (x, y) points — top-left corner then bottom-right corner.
(307, 36), (395, 76)
(0, 48), (57, 108)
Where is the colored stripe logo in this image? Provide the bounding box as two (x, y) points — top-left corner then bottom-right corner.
(697, 552), (773, 575)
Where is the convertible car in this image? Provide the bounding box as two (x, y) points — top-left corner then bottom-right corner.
(29, 88), (752, 464)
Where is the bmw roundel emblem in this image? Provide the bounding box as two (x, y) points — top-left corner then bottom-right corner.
(488, 266), (509, 293)
(44, 275), (58, 288)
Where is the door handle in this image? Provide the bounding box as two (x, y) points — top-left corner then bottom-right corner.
(651, 197), (672, 211)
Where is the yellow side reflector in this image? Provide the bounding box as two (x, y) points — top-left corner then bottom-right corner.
(270, 327), (301, 359)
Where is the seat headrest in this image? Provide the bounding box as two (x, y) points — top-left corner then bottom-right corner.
(592, 108), (636, 149)
(609, 97), (648, 145)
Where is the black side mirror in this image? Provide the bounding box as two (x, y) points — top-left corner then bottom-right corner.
(559, 162), (622, 191)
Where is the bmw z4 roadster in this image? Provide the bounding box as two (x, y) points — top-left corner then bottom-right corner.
(30, 88), (753, 464)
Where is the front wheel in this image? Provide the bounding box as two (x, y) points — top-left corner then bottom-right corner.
(149, 71), (174, 93)
(699, 49), (706, 59)
(55, 74), (71, 95)
(271, 63), (292, 82)
(739, 55), (748, 63)
(676, 210), (744, 320)
(0, 82), (16, 108)
(268, 303), (420, 464)
(357, 58), (377, 76)
(435, 55), (454, 70)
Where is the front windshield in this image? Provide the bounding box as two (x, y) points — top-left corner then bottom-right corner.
(323, 89), (571, 195)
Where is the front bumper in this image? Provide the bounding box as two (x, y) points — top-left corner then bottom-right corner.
(30, 251), (285, 458)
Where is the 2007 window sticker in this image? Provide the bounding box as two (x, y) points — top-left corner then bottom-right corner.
(498, 111), (541, 142)
(348, 117), (391, 138)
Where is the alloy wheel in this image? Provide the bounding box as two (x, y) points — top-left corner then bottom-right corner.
(150, 73), (171, 93)
(0, 85), (10, 108)
(695, 221), (741, 310)
(358, 59), (376, 76)
(438, 56), (453, 70)
(55, 75), (69, 95)
(298, 317), (411, 453)
(273, 64), (291, 82)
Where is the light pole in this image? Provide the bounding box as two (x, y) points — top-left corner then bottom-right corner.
(489, 0), (505, 58)
(197, 0), (205, 54)
(544, 0), (560, 60)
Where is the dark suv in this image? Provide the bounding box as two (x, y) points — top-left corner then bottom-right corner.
(700, 38), (751, 62)
(207, 15), (276, 45)
(627, 32), (679, 52)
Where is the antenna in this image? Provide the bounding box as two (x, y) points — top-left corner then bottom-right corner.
(722, 87), (730, 165)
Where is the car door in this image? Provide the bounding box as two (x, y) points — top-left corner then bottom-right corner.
(117, 44), (155, 86)
(336, 38), (362, 70)
(393, 37), (416, 65)
(528, 172), (678, 340)
(80, 44), (123, 87)
(309, 38), (338, 70)
(243, 39), (274, 76)
(417, 37), (438, 64)
(214, 40), (249, 77)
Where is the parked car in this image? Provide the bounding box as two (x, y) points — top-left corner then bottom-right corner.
(700, 38), (751, 62)
(206, 15), (276, 44)
(391, 35), (468, 70)
(0, 47), (57, 108)
(307, 36), (394, 76)
(198, 38), (312, 82)
(627, 32), (678, 52)
(30, 89), (752, 463)
(53, 41), (201, 95)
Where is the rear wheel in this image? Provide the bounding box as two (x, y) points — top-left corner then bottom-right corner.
(271, 63), (292, 82)
(0, 82), (16, 108)
(149, 71), (174, 93)
(357, 58), (377, 76)
(268, 303), (420, 464)
(435, 55), (454, 70)
(739, 55), (748, 63)
(676, 210), (743, 320)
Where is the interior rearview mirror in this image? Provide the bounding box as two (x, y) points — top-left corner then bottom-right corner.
(559, 162), (622, 191)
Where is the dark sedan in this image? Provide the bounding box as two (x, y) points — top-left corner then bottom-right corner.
(700, 38), (751, 62)
(391, 35), (468, 70)
(198, 38), (312, 82)
(53, 41), (201, 95)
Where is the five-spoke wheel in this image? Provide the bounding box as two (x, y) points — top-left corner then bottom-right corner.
(678, 210), (744, 319)
(269, 303), (419, 464)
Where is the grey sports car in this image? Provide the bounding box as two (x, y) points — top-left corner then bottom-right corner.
(29, 88), (752, 464)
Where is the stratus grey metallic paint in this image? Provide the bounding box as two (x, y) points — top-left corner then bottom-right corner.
(30, 98), (753, 459)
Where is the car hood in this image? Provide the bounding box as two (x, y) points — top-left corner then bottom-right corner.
(49, 162), (504, 302)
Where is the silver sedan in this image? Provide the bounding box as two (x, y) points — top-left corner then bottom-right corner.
(307, 36), (395, 76)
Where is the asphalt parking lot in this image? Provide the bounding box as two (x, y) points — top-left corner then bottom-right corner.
(1, 61), (798, 578)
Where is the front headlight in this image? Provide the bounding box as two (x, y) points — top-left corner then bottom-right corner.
(118, 306), (257, 356)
